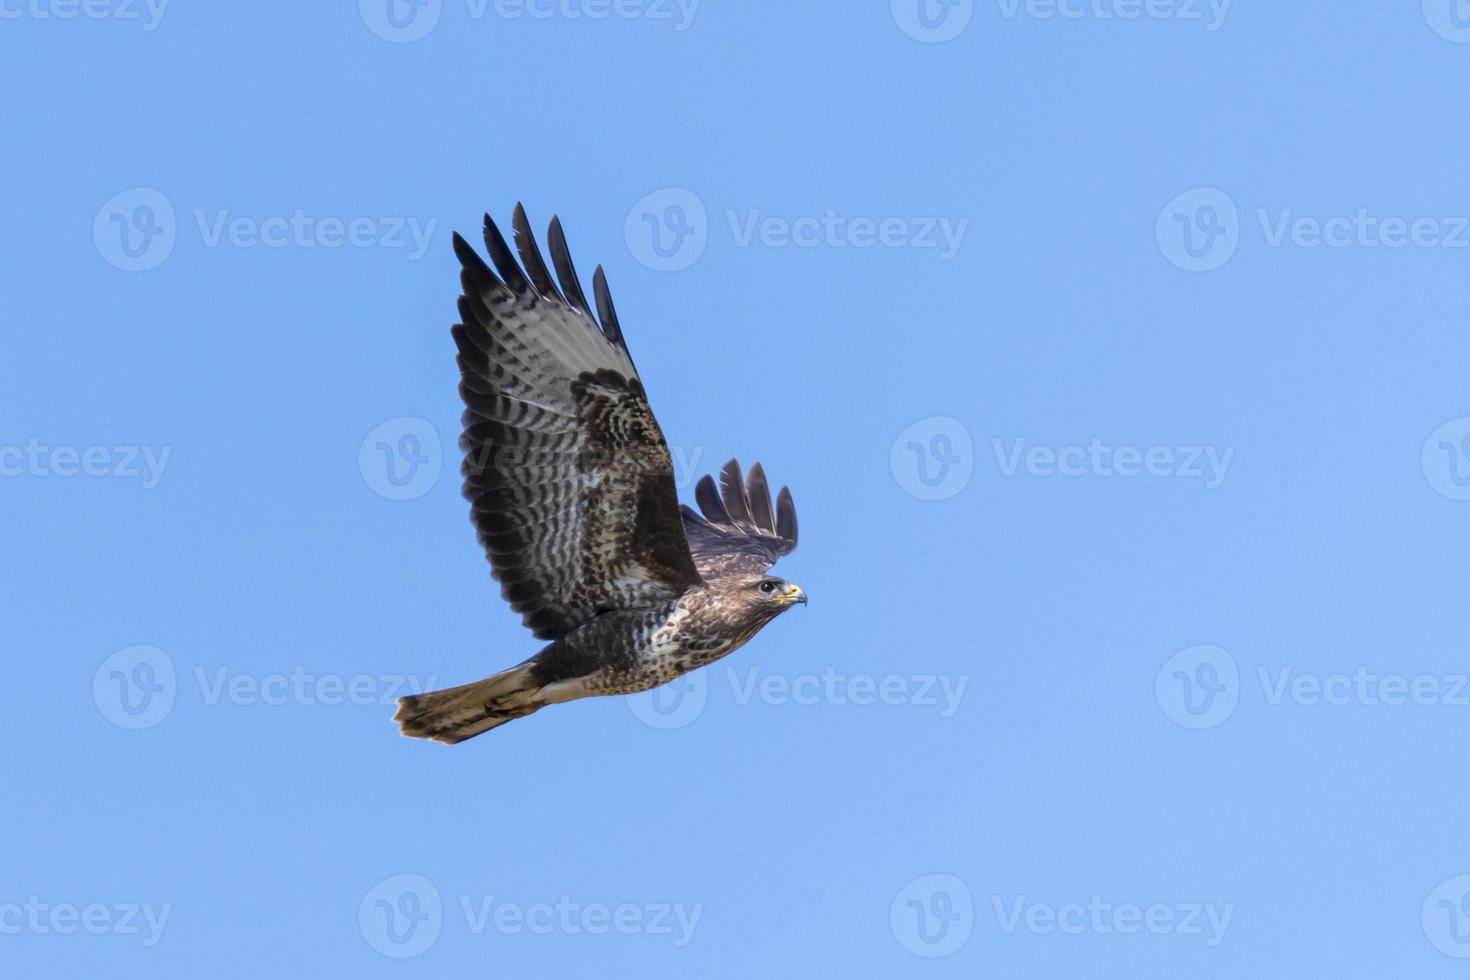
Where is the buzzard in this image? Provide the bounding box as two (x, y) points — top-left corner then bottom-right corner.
(393, 204), (805, 744)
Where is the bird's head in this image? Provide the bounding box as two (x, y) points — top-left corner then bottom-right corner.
(745, 576), (807, 619)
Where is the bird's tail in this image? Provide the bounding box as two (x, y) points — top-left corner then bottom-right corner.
(393, 663), (543, 744)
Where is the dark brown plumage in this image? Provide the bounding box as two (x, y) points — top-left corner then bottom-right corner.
(394, 205), (805, 744)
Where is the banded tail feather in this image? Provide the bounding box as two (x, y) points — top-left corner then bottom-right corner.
(393, 663), (543, 744)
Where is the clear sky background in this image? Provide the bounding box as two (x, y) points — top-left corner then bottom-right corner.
(6, 1), (1470, 976)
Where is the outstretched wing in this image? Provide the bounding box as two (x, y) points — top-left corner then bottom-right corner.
(452, 204), (702, 641)
(680, 459), (798, 579)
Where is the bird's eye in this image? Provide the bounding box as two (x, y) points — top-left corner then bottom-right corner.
(759, 581), (776, 594)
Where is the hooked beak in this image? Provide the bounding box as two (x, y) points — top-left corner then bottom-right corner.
(777, 583), (807, 606)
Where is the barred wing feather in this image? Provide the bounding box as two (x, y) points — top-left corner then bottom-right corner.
(452, 204), (702, 641)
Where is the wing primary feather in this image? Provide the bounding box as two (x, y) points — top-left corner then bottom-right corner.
(719, 459), (754, 527)
(695, 474), (731, 524)
(482, 212), (530, 295)
(592, 265), (629, 354)
(510, 203), (562, 301)
(547, 216), (593, 316)
(682, 463), (801, 577)
(775, 486), (797, 548)
(745, 462), (775, 532)
(453, 231), (500, 293)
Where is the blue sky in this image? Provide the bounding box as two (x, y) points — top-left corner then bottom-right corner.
(6, 1), (1470, 976)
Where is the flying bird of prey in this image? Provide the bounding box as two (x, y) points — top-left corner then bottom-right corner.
(393, 204), (805, 744)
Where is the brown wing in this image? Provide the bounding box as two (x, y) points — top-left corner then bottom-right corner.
(452, 204), (702, 641)
(680, 459), (798, 580)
